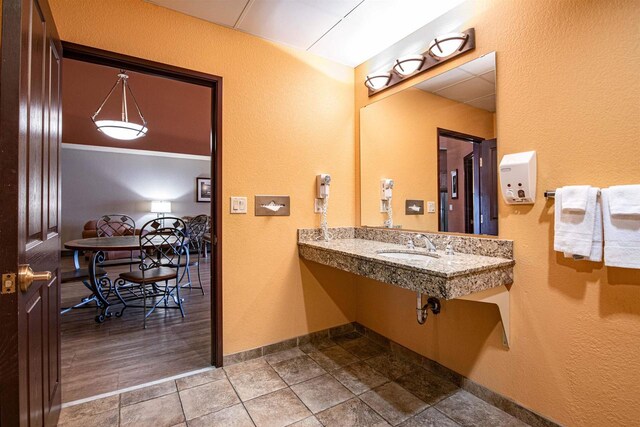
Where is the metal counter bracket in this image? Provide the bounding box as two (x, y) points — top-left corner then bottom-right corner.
(456, 285), (510, 348)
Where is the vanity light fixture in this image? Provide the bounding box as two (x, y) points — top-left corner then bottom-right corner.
(91, 70), (148, 140)
(427, 32), (469, 59)
(365, 28), (475, 96)
(393, 55), (425, 76)
(364, 73), (392, 90)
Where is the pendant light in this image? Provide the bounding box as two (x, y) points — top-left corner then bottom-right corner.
(91, 70), (148, 141)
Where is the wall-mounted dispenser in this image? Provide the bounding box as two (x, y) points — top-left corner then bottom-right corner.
(499, 151), (537, 204)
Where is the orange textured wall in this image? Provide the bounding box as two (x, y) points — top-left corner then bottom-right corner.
(49, 0), (357, 354)
(355, 0), (640, 425)
(360, 87), (493, 230)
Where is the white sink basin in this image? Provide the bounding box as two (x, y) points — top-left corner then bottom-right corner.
(377, 250), (439, 261)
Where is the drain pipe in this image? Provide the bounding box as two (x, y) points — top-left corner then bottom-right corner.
(416, 292), (441, 324)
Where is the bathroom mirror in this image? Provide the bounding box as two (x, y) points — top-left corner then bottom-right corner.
(360, 52), (497, 235)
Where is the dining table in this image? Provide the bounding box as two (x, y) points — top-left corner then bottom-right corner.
(64, 235), (184, 323)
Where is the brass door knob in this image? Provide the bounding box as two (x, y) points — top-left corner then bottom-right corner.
(18, 265), (52, 292)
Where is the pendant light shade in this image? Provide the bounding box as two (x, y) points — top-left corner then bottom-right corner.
(393, 55), (425, 76)
(428, 32), (469, 59)
(92, 71), (148, 141)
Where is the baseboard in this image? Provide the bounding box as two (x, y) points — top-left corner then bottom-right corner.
(224, 321), (560, 427)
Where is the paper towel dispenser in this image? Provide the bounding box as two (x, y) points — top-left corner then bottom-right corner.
(499, 151), (536, 204)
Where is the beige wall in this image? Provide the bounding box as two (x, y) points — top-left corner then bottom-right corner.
(49, 0), (358, 354)
(355, 1), (640, 426)
(360, 87), (494, 230)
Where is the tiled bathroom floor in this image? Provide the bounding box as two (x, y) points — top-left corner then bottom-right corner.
(58, 332), (528, 426)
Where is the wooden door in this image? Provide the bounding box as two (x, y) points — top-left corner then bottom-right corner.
(0, 0), (62, 425)
(477, 138), (499, 235)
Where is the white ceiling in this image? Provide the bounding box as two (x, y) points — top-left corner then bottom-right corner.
(146, 0), (466, 67)
(415, 52), (496, 112)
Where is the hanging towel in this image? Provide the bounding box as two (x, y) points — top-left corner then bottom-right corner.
(563, 193), (602, 261)
(608, 185), (640, 215)
(554, 187), (599, 257)
(602, 188), (640, 269)
(561, 185), (591, 212)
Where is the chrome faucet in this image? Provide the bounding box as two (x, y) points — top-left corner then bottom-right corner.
(414, 234), (437, 253)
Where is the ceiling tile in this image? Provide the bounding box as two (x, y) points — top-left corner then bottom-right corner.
(458, 51), (495, 75)
(414, 68), (473, 93)
(435, 76), (495, 103)
(147, 0), (248, 28)
(308, 0), (466, 67)
(479, 70), (496, 83)
(466, 94), (496, 112)
(237, 0), (361, 50)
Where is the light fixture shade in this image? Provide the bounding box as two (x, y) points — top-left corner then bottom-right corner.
(393, 55), (425, 76)
(92, 71), (148, 141)
(150, 200), (172, 213)
(428, 32), (469, 59)
(95, 120), (148, 140)
(364, 73), (392, 90)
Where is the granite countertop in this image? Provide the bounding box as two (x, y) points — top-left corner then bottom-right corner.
(297, 227), (515, 299)
(299, 238), (514, 279)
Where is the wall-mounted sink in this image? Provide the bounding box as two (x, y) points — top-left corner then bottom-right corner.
(377, 250), (440, 261)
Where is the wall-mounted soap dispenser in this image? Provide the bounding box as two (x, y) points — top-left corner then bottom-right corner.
(499, 151), (537, 204)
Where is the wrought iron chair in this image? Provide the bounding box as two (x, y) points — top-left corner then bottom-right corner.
(113, 217), (187, 328)
(178, 214), (208, 295)
(96, 214), (139, 269)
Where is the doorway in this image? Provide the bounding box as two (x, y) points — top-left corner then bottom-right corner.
(58, 43), (223, 401)
(437, 128), (498, 236)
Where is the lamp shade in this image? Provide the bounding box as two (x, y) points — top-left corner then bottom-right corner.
(428, 32), (468, 59)
(393, 55), (425, 76)
(151, 201), (172, 213)
(364, 73), (392, 90)
(95, 120), (148, 140)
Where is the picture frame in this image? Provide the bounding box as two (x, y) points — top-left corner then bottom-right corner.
(451, 169), (459, 199)
(196, 177), (212, 203)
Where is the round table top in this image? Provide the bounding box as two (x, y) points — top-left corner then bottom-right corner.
(64, 236), (139, 251)
(64, 235), (181, 251)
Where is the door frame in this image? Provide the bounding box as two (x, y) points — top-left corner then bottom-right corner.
(436, 128), (483, 233)
(61, 42), (224, 367)
(463, 152), (474, 233)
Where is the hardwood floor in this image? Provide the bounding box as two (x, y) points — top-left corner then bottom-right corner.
(61, 256), (212, 403)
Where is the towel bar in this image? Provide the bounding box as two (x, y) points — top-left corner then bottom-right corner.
(544, 189), (601, 199)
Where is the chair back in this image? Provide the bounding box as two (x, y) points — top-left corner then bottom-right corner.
(96, 214), (136, 237)
(187, 214), (209, 251)
(139, 217), (187, 271)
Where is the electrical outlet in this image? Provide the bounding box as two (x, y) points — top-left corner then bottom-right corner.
(230, 197), (247, 214)
(314, 199), (323, 213)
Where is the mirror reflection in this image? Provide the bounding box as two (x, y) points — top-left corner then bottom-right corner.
(360, 52), (497, 235)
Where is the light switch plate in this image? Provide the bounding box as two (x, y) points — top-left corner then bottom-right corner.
(230, 196), (247, 214)
(427, 201), (436, 213)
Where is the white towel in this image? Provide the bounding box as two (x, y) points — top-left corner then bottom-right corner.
(563, 195), (602, 262)
(554, 187), (599, 257)
(561, 185), (591, 212)
(602, 188), (640, 269)
(608, 185), (640, 215)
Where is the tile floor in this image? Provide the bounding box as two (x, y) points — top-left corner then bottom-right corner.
(58, 332), (529, 426)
